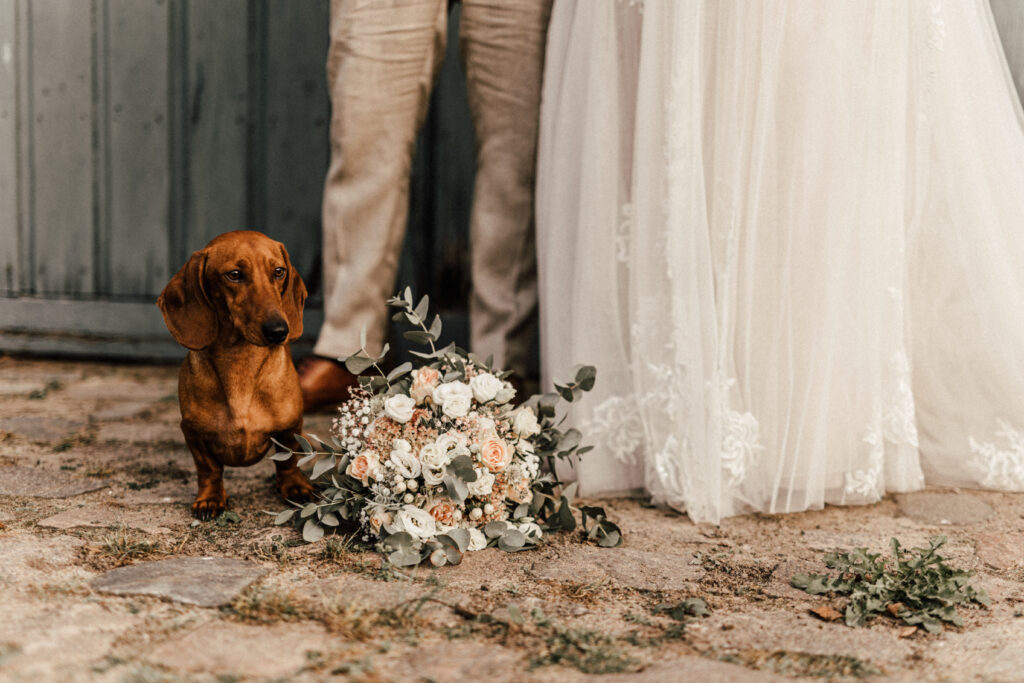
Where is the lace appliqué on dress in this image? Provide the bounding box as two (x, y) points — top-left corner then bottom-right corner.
(714, 375), (762, 488)
(580, 395), (644, 465)
(969, 421), (1024, 490)
(845, 351), (919, 498)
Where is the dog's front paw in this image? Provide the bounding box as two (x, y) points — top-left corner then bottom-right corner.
(192, 493), (228, 521)
(277, 470), (316, 503)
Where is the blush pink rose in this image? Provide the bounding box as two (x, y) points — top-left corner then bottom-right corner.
(479, 437), (512, 473)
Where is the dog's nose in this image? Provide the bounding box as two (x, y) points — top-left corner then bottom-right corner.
(261, 317), (289, 345)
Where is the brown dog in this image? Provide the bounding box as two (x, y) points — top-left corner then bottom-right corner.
(158, 231), (316, 519)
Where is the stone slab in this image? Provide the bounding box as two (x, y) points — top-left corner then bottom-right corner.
(60, 376), (174, 402)
(89, 401), (155, 422)
(895, 492), (994, 526)
(38, 505), (180, 535)
(118, 481), (194, 505)
(378, 641), (528, 682)
(975, 532), (1024, 570)
(0, 533), (89, 582)
(531, 546), (704, 590)
(146, 621), (332, 678)
(0, 466), (111, 498)
(605, 657), (783, 682)
(0, 416), (85, 441)
(0, 380), (48, 397)
(91, 557), (269, 607)
(0, 594), (137, 681)
(95, 420), (184, 444)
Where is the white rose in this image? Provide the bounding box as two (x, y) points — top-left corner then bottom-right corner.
(517, 439), (535, 456)
(467, 467), (495, 497)
(470, 373), (503, 403)
(512, 407), (541, 437)
(467, 527), (488, 551)
(390, 439), (421, 479)
(435, 431), (464, 456)
(518, 521), (543, 541)
(495, 383), (516, 404)
(423, 465), (446, 486)
(384, 394), (416, 424)
(476, 416), (496, 437)
(442, 395), (471, 419)
(433, 381), (474, 419)
(394, 505), (437, 541)
(419, 442), (449, 469)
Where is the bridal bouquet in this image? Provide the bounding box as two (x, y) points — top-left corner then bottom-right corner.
(273, 289), (620, 567)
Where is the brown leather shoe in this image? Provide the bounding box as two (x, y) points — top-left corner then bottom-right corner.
(296, 356), (360, 413)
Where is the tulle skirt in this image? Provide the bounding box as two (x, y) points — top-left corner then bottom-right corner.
(537, 0), (1024, 523)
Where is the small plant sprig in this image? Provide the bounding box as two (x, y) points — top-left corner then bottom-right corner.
(791, 536), (990, 633)
(272, 288), (621, 566)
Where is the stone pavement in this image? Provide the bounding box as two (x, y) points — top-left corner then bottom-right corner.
(2, 355), (1024, 682)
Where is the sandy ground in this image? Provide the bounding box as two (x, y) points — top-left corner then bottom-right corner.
(1, 355), (1023, 682)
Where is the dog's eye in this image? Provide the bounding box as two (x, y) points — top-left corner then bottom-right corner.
(224, 270), (243, 283)
(273, 267), (286, 280)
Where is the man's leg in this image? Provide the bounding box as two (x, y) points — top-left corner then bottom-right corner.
(460, 0), (552, 387)
(304, 0), (448, 410)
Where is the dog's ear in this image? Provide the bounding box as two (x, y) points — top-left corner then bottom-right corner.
(279, 245), (307, 343)
(157, 251), (218, 350)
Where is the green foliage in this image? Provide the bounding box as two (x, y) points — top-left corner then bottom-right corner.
(790, 537), (989, 633)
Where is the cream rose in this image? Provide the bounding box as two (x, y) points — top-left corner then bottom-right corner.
(384, 394), (416, 423)
(466, 467), (495, 497)
(512, 407), (541, 437)
(469, 372), (503, 403)
(495, 382), (516, 404)
(467, 527), (488, 551)
(422, 465), (446, 486)
(389, 439), (421, 479)
(435, 430), (464, 456)
(419, 442), (448, 469)
(433, 381), (474, 419)
(479, 437), (512, 472)
(410, 366), (441, 404)
(394, 505), (437, 540)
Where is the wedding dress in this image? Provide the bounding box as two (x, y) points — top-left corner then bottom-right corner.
(536, 0), (1024, 524)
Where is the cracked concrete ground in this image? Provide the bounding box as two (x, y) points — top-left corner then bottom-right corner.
(1, 354), (1023, 682)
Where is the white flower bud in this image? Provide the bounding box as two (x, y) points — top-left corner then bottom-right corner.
(483, 503), (494, 515)
(394, 480), (407, 494)
(404, 493), (414, 504)
(469, 507), (483, 520)
(407, 479), (419, 492)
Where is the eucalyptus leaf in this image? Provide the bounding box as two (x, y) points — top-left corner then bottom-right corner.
(269, 451), (293, 462)
(429, 314), (442, 338)
(403, 330), (435, 346)
(448, 454), (478, 482)
(414, 294), (430, 321)
(300, 502), (318, 518)
(383, 532), (414, 551)
(484, 521), (510, 539)
(274, 509), (295, 525)
(443, 473), (469, 504)
(295, 434), (314, 455)
(498, 529), (527, 552)
(387, 362), (413, 382)
(303, 519), (324, 543)
(345, 355), (376, 375)
(311, 454), (336, 480)
(442, 528), (471, 552)
(389, 549), (422, 568)
(321, 511), (340, 527)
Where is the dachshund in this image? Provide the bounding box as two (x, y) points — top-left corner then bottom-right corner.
(158, 231), (316, 519)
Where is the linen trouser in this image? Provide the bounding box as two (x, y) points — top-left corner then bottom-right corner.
(316, 0), (552, 379)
